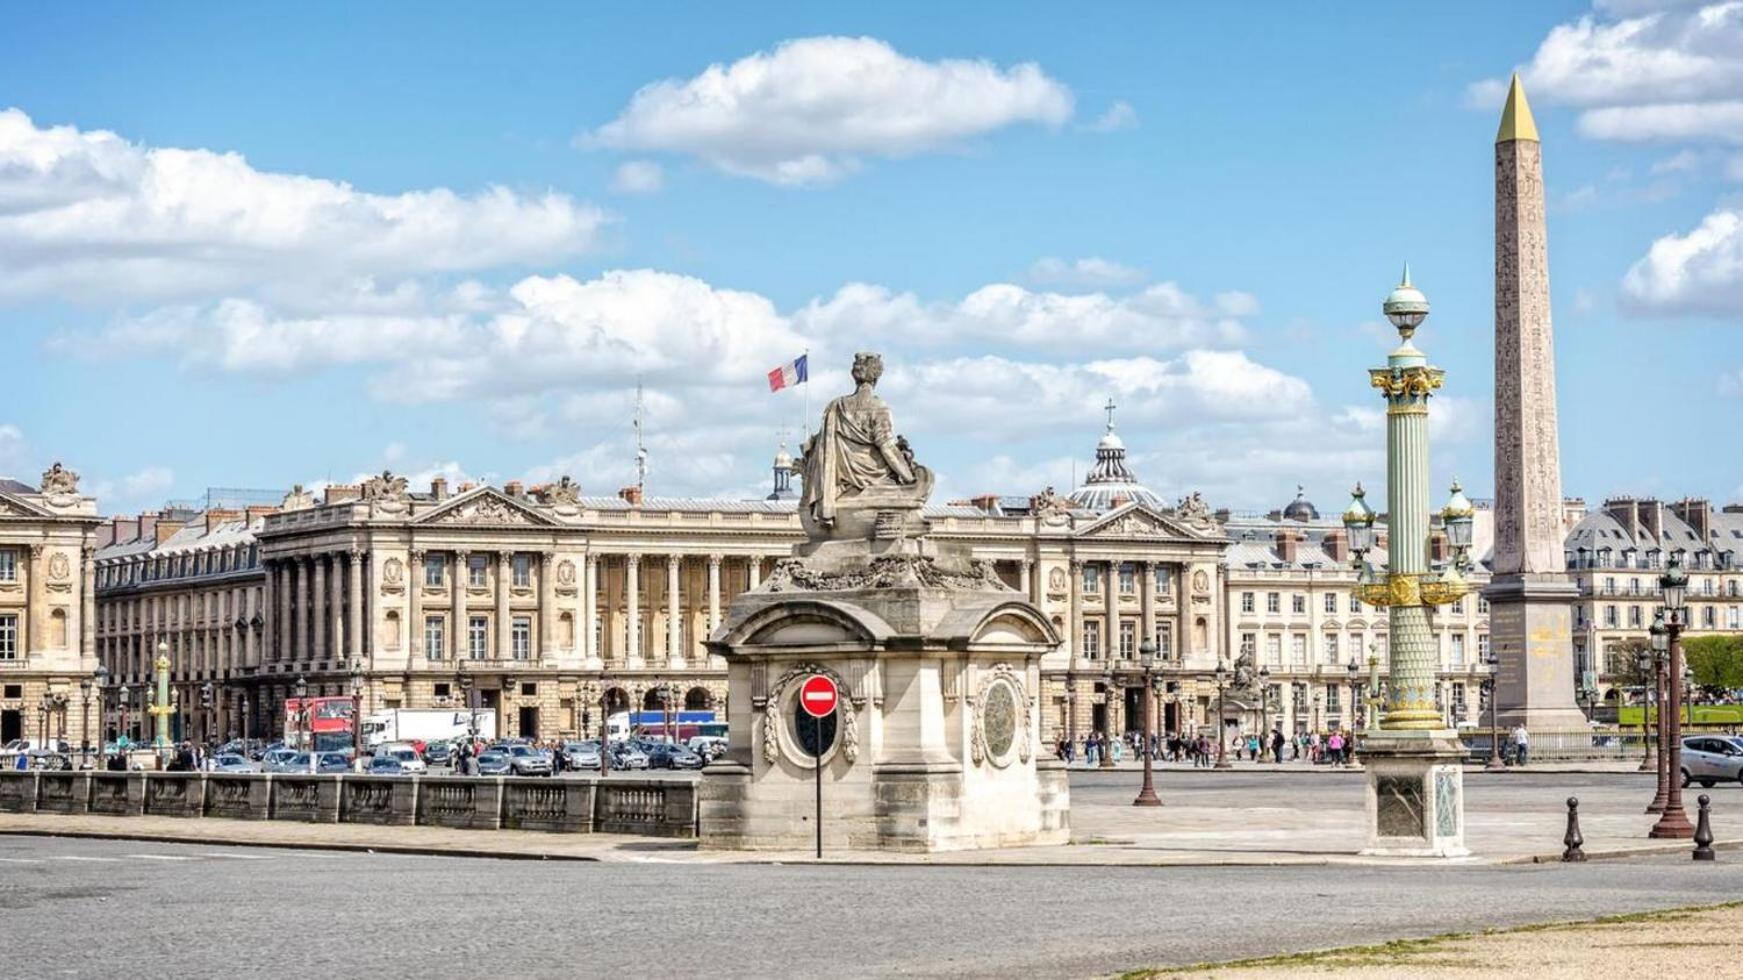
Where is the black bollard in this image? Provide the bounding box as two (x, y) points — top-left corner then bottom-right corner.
(1562, 796), (1586, 862)
(1694, 794), (1715, 862)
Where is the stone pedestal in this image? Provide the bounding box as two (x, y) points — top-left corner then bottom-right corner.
(1360, 732), (1468, 858)
(700, 550), (1068, 852)
(1486, 574), (1588, 732)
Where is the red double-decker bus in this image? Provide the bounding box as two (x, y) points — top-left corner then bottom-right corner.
(285, 697), (355, 752)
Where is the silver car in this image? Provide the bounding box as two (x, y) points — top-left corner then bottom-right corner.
(1681, 735), (1743, 788)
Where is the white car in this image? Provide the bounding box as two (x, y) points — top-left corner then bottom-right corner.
(374, 744), (427, 773)
(1681, 735), (1743, 788)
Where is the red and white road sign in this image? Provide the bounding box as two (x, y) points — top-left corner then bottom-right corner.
(799, 675), (839, 718)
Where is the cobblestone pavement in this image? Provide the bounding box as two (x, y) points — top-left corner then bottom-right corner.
(5, 835), (1743, 979)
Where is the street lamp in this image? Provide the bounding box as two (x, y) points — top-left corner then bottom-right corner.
(1133, 640), (1161, 807)
(1213, 661), (1231, 769)
(82, 668), (102, 770)
(293, 674), (312, 774)
(1099, 663), (1116, 769)
(1063, 674), (1077, 765)
(117, 685), (131, 754)
(1258, 666), (1273, 754)
(1650, 557), (1694, 839)
(349, 658), (364, 772)
(1346, 660), (1361, 735)
(1481, 653), (1505, 770)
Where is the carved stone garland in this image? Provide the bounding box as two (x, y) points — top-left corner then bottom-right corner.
(761, 662), (859, 766)
(968, 663), (1030, 768)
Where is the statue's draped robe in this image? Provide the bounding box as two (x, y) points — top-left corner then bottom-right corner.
(803, 392), (909, 525)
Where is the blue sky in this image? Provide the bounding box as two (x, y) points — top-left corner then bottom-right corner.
(2, 1), (1739, 516)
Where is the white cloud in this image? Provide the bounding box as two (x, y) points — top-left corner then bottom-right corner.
(1027, 256), (1148, 288)
(1471, 2), (1743, 144)
(1720, 367), (1743, 394)
(799, 280), (1252, 352)
(0, 107), (609, 303)
(610, 160), (664, 195)
(0, 423), (29, 480)
(1621, 206), (1743, 313)
(1084, 100), (1138, 133)
(587, 36), (1073, 186)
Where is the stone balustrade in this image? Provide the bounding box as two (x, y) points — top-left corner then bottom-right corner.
(0, 770), (698, 837)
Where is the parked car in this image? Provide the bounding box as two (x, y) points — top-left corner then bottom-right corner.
(210, 753), (259, 773)
(647, 743), (705, 770)
(367, 756), (408, 775)
(374, 743), (428, 774)
(612, 744), (650, 770)
(1682, 735), (1743, 787)
(687, 736), (728, 761)
(279, 752), (350, 774)
(261, 748), (301, 773)
(475, 751), (511, 776)
(561, 741), (603, 770)
(497, 743), (552, 776)
(422, 741), (454, 767)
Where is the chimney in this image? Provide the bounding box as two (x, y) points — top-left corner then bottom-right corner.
(155, 516), (186, 545)
(245, 505), (278, 522)
(618, 485), (644, 507)
(137, 513), (157, 544)
(110, 516), (140, 545)
(1429, 530), (1449, 565)
(204, 508), (240, 533)
(430, 477), (449, 500)
(1274, 529), (1298, 563)
(1640, 498), (1664, 544)
(322, 485), (360, 505)
(1671, 497), (1712, 542)
(969, 493), (1000, 514)
(504, 481), (524, 498)
(1324, 529), (1349, 564)
(1605, 497), (1641, 542)
(1110, 494), (1129, 510)
(94, 523), (115, 549)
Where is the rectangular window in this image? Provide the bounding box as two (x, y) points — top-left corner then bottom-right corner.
(1326, 685), (1341, 712)
(1080, 623), (1100, 659)
(1155, 567), (1170, 594)
(1265, 634), (1282, 664)
(424, 616), (445, 661)
(1154, 629), (1171, 659)
(513, 554), (532, 588)
(1704, 606), (1717, 628)
(0, 549), (15, 582)
(1291, 634), (1307, 665)
(1291, 594), (1306, 614)
(1325, 633), (1339, 663)
(1451, 598), (1465, 614)
(1118, 564), (1135, 595)
(1240, 592), (1255, 614)
(1118, 620), (1136, 658)
(1478, 633), (1491, 659)
(1350, 595), (1363, 614)
(468, 615), (488, 660)
(468, 555), (488, 587)
(1629, 606), (1642, 627)
(1451, 634), (1466, 665)
(1240, 633), (1256, 660)
(1083, 566), (1101, 594)
(512, 616), (532, 660)
(1324, 592), (1337, 614)
(1266, 592), (1280, 614)
(1478, 596), (1490, 614)
(0, 614), (16, 659)
(424, 556), (445, 588)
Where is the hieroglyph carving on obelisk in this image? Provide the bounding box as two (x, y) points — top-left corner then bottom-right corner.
(1492, 74), (1565, 578)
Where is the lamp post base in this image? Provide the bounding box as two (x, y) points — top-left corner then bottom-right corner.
(1132, 785), (1162, 807)
(1484, 753), (1506, 771)
(1649, 808), (1694, 839)
(1638, 752), (1656, 772)
(1360, 730), (1469, 859)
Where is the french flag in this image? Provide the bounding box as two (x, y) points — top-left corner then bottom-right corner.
(767, 354), (808, 392)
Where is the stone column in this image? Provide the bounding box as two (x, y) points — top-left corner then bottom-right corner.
(496, 552), (512, 660)
(408, 550), (426, 659)
(1140, 560), (1156, 655)
(538, 551), (556, 660)
(1019, 558), (1034, 603)
(625, 554), (642, 668)
(262, 562), (275, 662)
(277, 561), (292, 662)
(1102, 560), (1116, 660)
(293, 557), (308, 662)
(452, 549), (469, 660)
(582, 554), (599, 666)
(347, 550), (364, 662)
(312, 554), (328, 663)
(666, 554), (684, 668)
(706, 554), (722, 633)
(80, 545), (96, 665)
(26, 545), (43, 652)
(329, 552), (345, 664)
(748, 556), (762, 590)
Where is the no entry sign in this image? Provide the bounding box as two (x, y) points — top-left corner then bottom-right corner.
(800, 674), (839, 718)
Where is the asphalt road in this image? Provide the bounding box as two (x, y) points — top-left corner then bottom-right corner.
(5, 832), (1743, 979)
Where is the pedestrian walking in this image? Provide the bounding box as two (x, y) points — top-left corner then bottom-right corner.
(1327, 731), (1344, 767)
(1511, 724), (1530, 767)
(1270, 727), (1284, 764)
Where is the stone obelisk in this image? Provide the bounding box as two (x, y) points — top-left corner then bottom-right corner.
(1486, 75), (1586, 733)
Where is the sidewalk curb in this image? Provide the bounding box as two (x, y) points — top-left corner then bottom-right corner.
(1506, 837), (1743, 865)
(0, 828), (601, 863)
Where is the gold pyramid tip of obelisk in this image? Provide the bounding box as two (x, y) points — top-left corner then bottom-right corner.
(1496, 73), (1539, 144)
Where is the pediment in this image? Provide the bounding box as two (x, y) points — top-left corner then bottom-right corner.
(412, 487), (560, 527)
(0, 490), (52, 520)
(1076, 502), (1208, 541)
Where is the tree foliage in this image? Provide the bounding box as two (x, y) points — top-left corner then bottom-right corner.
(1683, 635), (1743, 692)
(1605, 638), (1654, 690)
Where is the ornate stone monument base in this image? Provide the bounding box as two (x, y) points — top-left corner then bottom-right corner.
(1487, 575), (1589, 732)
(1360, 732), (1468, 858)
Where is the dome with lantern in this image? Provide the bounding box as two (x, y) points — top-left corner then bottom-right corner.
(1068, 398), (1163, 511)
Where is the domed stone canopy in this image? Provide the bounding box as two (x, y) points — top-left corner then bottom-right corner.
(1281, 486), (1319, 522)
(1069, 398), (1162, 511)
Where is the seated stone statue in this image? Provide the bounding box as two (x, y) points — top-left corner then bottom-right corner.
(798, 352), (934, 548)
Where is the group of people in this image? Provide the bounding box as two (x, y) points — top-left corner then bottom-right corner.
(1052, 727), (1362, 767)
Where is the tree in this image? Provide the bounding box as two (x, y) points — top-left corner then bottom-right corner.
(1605, 639), (1653, 698)
(1683, 635), (1743, 693)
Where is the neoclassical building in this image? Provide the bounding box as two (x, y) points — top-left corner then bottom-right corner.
(0, 465), (101, 750)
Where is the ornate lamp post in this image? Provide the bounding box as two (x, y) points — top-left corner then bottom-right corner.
(81, 668), (102, 769)
(1647, 611), (1670, 811)
(1063, 676), (1077, 765)
(293, 674), (313, 774)
(148, 641), (173, 759)
(1650, 558), (1694, 838)
(1134, 640), (1162, 806)
(1637, 639), (1658, 773)
(1481, 653), (1505, 770)
(1098, 664), (1117, 769)
(1213, 661), (1231, 769)
(349, 659), (364, 771)
(117, 685), (131, 752)
(1342, 268), (1471, 856)
(1345, 660), (1361, 735)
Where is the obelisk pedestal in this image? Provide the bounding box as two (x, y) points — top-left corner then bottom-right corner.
(1485, 75), (1587, 735)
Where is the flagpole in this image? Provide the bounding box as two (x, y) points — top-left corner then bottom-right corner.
(803, 346), (811, 438)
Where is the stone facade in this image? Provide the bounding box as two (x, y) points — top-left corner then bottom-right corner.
(0, 465), (102, 751)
